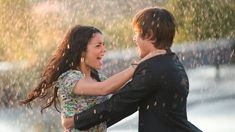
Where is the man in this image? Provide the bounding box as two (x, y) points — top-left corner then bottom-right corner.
(63, 7), (202, 132)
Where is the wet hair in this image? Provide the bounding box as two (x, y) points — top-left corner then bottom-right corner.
(21, 25), (102, 112)
(132, 7), (176, 49)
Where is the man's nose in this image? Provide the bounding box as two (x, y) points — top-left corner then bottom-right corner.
(133, 36), (136, 42)
(133, 35), (137, 42)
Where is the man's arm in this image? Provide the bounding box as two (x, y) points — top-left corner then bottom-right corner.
(74, 62), (156, 130)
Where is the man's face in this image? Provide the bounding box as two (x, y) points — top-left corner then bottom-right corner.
(133, 28), (150, 58)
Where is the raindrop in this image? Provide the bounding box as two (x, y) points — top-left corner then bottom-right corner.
(230, 49), (234, 58)
(153, 101), (156, 107)
(146, 105), (149, 110)
(141, 21), (145, 26)
(157, 17), (160, 21)
(151, 21), (155, 25)
(162, 102), (166, 107)
(99, 115), (103, 119)
(47, 97), (53, 103)
(157, 23), (159, 28)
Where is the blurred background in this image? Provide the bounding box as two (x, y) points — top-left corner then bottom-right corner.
(0, 0), (234, 131)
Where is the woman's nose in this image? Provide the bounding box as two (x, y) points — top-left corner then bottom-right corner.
(102, 45), (106, 53)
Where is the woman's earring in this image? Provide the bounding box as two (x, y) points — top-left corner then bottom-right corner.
(81, 57), (84, 63)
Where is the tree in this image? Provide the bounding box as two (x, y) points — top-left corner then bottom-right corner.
(0, 0), (36, 61)
(166, 0), (235, 42)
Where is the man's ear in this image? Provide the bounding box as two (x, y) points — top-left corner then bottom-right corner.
(147, 29), (154, 40)
(146, 30), (157, 45)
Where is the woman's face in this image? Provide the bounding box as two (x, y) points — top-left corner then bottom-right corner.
(84, 33), (106, 70)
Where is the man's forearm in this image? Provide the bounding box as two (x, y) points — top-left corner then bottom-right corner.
(74, 63), (153, 130)
(74, 102), (109, 130)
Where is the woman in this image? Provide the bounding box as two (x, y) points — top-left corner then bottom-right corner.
(21, 25), (165, 131)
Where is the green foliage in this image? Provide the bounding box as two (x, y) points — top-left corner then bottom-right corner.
(104, 19), (133, 49)
(0, 0), (141, 62)
(1, 0), (234, 61)
(0, 67), (39, 108)
(166, 0), (235, 42)
(0, 0), (36, 61)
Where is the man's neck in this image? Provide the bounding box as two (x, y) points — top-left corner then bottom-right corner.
(149, 48), (165, 53)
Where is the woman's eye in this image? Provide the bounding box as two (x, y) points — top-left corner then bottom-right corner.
(95, 44), (101, 47)
(95, 43), (104, 48)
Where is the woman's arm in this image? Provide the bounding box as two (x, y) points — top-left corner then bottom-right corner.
(73, 49), (166, 96)
(73, 66), (135, 96)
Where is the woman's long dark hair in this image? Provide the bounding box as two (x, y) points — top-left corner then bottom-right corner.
(20, 25), (102, 113)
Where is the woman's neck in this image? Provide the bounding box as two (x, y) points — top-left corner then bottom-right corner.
(78, 63), (91, 78)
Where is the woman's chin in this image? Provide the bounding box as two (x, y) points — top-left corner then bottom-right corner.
(96, 67), (101, 70)
(93, 65), (102, 70)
